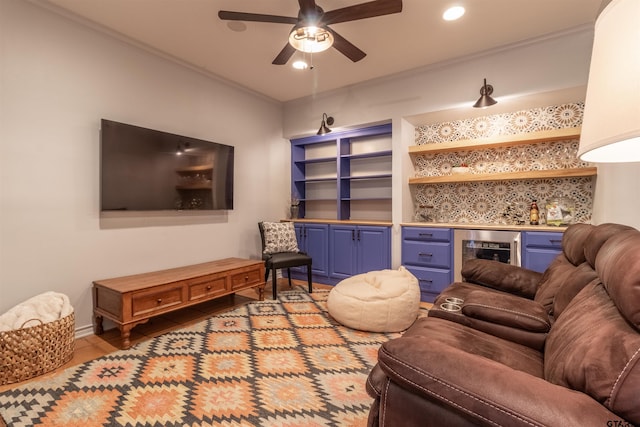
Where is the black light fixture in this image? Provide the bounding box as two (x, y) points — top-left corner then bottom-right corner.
(473, 78), (497, 108)
(317, 113), (334, 135)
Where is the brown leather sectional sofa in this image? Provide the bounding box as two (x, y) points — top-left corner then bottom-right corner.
(366, 223), (640, 426)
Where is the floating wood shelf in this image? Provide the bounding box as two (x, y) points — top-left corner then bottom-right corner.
(409, 167), (597, 185)
(409, 127), (581, 155)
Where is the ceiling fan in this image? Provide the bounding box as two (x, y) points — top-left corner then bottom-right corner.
(218, 0), (403, 65)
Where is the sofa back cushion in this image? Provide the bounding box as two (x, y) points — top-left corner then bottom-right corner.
(544, 282), (640, 424)
(596, 230), (640, 328)
(561, 223), (593, 265)
(544, 228), (640, 424)
(584, 223), (636, 268)
(533, 224), (594, 313)
(551, 261), (598, 318)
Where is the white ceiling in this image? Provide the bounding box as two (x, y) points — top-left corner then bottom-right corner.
(36, 0), (605, 103)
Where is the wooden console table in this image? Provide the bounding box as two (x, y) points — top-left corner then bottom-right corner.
(93, 257), (265, 349)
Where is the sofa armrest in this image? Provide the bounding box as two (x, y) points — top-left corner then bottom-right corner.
(462, 259), (542, 298)
(461, 290), (551, 332)
(377, 337), (626, 427)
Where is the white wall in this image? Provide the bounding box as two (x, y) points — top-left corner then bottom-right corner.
(0, 0), (288, 332)
(282, 25), (640, 266)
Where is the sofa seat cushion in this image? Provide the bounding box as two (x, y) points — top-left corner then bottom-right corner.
(544, 282), (640, 425)
(462, 290), (550, 332)
(327, 267), (421, 332)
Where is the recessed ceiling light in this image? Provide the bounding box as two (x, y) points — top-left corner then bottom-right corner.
(227, 21), (246, 32)
(443, 6), (465, 21)
(292, 60), (309, 70)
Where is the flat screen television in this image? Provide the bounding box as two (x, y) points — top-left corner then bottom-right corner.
(100, 119), (234, 212)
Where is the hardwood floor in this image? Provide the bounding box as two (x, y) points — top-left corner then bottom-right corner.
(0, 279), (330, 395)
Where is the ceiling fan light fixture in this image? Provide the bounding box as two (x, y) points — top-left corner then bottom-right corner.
(473, 78), (497, 108)
(289, 25), (334, 53)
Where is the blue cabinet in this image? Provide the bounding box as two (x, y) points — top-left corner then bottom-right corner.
(401, 226), (454, 302)
(290, 124), (392, 221)
(522, 230), (564, 273)
(292, 222), (329, 278)
(329, 224), (391, 281)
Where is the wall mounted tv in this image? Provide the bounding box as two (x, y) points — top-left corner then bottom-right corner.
(100, 119), (234, 212)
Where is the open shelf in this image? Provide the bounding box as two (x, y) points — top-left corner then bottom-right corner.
(342, 173), (392, 181)
(409, 167), (597, 185)
(291, 124), (392, 220)
(409, 127), (581, 155)
(341, 150), (392, 160)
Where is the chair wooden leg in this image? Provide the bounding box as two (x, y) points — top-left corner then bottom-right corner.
(287, 268), (293, 287)
(307, 263), (313, 294)
(272, 267), (278, 300)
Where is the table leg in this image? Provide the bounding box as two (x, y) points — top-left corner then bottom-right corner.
(94, 314), (104, 335)
(121, 325), (133, 349)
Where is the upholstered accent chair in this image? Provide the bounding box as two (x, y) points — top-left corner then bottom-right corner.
(258, 222), (312, 299)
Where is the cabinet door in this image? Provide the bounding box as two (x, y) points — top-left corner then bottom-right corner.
(522, 231), (563, 273)
(291, 223), (328, 277)
(357, 226), (391, 274)
(305, 223), (329, 276)
(329, 225), (358, 279)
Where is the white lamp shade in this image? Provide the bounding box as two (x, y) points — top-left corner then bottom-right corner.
(578, 0), (640, 163)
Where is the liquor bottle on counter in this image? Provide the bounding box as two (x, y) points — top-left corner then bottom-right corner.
(530, 200), (540, 225)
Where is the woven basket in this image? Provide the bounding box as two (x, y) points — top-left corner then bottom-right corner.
(0, 311), (75, 385)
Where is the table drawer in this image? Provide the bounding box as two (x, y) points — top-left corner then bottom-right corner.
(188, 274), (228, 301)
(230, 267), (262, 290)
(402, 240), (451, 268)
(403, 227), (452, 242)
(131, 283), (184, 317)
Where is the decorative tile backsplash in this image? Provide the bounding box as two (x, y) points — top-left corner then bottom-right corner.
(412, 102), (594, 225)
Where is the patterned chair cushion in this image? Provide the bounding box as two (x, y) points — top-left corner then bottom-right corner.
(262, 222), (300, 255)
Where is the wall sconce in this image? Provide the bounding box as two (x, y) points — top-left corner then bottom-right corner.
(473, 78), (497, 108)
(578, 0), (640, 162)
(317, 113), (334, 135)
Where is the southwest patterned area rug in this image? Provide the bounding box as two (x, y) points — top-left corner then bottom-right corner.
(0, 288), (413, 427)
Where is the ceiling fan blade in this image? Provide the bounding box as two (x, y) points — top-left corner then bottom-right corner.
(323, 0), (402, 25)
(327, 29), (366, 62)
(272, 43), (297, 65)
(218, 10), (298, 25)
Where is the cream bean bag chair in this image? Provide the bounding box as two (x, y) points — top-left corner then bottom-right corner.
(327, 267), (421, 332)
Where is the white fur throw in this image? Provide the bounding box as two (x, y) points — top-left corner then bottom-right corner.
(327, 267), (421, 332)
(0, 292), (73, 331)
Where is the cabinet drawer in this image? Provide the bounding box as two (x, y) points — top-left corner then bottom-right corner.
(402, 240), (451, 268)
(523, 231), (563, 248)
(404, 266), (452, 302)
(230, 267), (262, 290)
(188, 274), (227, 301)
(403, 227), (452, 242)
(132, 284), (183, 317)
